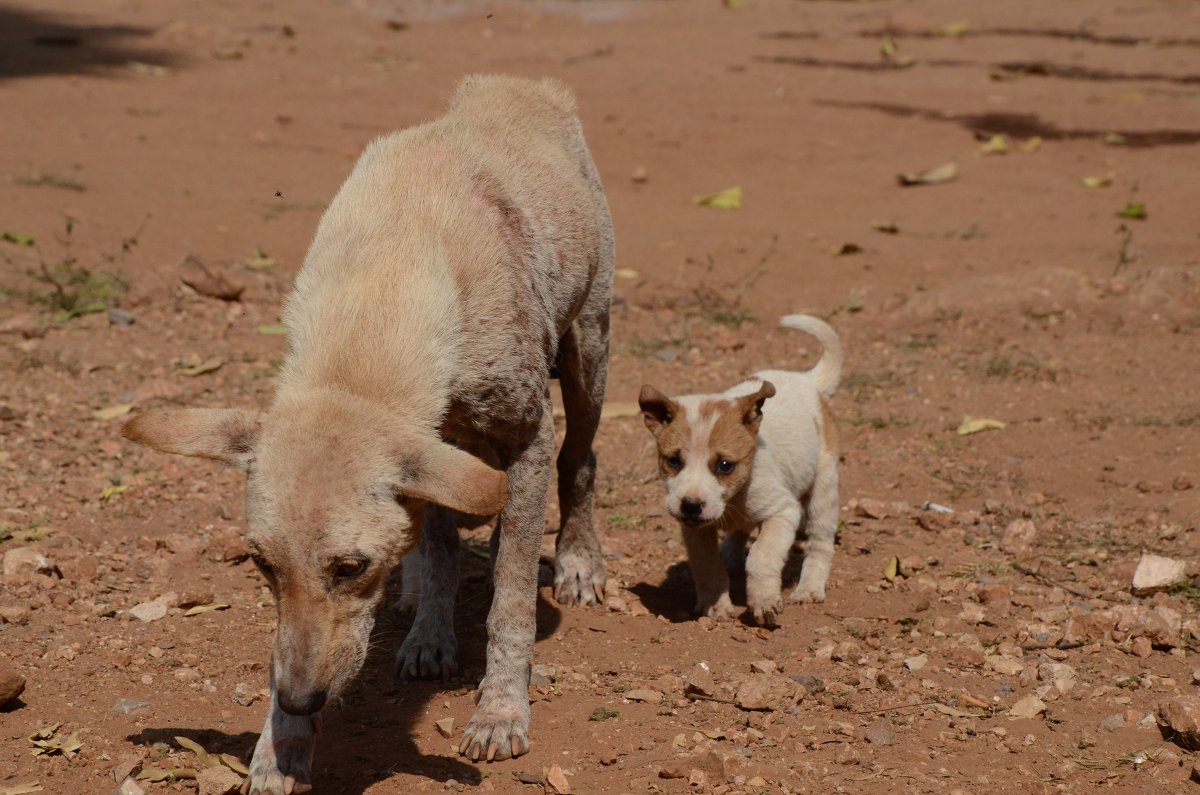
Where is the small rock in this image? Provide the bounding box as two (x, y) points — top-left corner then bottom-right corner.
(0, 662), (26, 707)
(790, 672), (825, 694)
(435, 717), (456, 738)
(864, 717), (897, 746)
(1174, 474), (1194, 491)
(854, 498), (890, 519)
(657, 764), (685, 779)
(630, 166), (649, 184)
(1037, 662), (1077, 695)
(129, 598), (169, 623)
(531, 664), (557, 686)
(1190, 668), (1200, 686)
(196, 764), (243, 795)
(0, 604), (31, 625)
(113, 698), (150, 715)
(1130, 636), (1153, 658)
(169, 591), (215, 609)
(115, 777), (147, 795)
(108, 308), (136, 326)
(1157, 696), (1200, 750)
(834, 742), (861, 765)
(1008, 695), (1047, 720)
(749, 659), (776, 674)
(180, 254), (244, 301)
(605, 596), (628, 613)
(625, 688), (663, 704)
(544, 764), (571, 794)
(686, 662), (717, 697)
(2, 547), (57, 577)
(986, 655), (1025, 676)
(1132, 553), (1187, 596)
(1099, 713), (1126, 732)
(1000, 519), (1037, 554)
(903, 654), (928, 672)
(232, 683), (257, 707)
(734, 674), (801, 711)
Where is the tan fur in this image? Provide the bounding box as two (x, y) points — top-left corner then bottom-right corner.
(639, 314), (843, 627)
(122, 75), (614, 793)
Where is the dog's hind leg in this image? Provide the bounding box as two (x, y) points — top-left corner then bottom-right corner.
(790, 451), (838, 604)
(394, 505), (459, 680)
(460, 399), (554, 762)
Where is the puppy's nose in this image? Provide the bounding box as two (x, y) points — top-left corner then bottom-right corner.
(680, 497), (704, 518)
(278, 688), (327, 716)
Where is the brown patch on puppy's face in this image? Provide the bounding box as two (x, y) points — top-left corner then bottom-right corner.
(639, 381), (775, 528)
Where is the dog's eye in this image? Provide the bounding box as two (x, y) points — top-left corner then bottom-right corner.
(715, 458), (736, 475)
(334, 558), (369, 580)
(664, 454), (683, 472)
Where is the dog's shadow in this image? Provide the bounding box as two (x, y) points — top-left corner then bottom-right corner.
(629, 546), (807, 625)
(129, 538), (562, 794)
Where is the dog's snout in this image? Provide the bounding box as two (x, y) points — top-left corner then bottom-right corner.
(278, 688), (328, 716)
(680, 497), (704, 518)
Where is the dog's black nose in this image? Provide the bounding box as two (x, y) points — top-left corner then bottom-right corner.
(680, 497), (704, 518)
(278, 688), (327, 716)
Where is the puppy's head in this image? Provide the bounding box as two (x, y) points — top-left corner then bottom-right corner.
(123, 393), (506, 715)
(638, 381), (775, 528)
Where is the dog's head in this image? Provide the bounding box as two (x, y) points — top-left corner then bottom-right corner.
(122, 392), (506, 715)
(638, 381), (774, 528)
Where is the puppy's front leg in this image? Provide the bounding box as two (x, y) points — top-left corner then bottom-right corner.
(460, 404), (554, 762)
(241, 690), (318, 795)
(745, 503), (802, 627)
(682, 526), (734, 619)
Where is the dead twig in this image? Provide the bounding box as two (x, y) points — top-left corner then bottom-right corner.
(1011, 561), (1091, 598)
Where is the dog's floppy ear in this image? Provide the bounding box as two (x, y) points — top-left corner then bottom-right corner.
(736, 380), (776, 435)
(398, 440), (509, 517)
(638, 385), (678, 436)
(123, 409), (263, 469)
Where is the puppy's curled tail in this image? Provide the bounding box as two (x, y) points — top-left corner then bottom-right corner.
(779, 314), (843, 398)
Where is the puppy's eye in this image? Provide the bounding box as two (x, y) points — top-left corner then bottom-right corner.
(334, 558), (369, 580)
(664, 454), (683, 472)
(715, 458), (736, 475)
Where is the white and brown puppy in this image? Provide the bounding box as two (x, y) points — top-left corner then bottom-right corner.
(638, 315), (841, 627)
(123, 75), (613, 794)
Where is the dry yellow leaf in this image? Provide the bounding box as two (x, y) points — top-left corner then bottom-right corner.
(692, 186), (743, 210)
(956, 417), (1006, 436)
(93, 404), (134, 421)
(1082, 172), (1115, 189)
(979, 135), (1008, 155)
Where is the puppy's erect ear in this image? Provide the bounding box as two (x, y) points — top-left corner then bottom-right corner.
(123, 409), (263, 469)
(736, 380), (776, 435)
(638, 385), (678, 436)
(398, 440), (509, 517)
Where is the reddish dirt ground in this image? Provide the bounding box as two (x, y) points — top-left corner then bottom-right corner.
(2, 1), (1200, 793)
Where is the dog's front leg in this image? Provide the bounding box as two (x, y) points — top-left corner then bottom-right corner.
(241, 690), (319, 795)
(745, 503), (802, 627)
(460, 404), (553, 762)
(396, 505), (459, 680)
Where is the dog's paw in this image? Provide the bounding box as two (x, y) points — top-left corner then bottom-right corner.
(749, 594), (783, 628)
(458, 686), (531, 762)
(395, 623), (458, 681)
(695, 592), (735, 619)
(553, 548), (606, 607)
(788, 581), (827, 604)
(241, 715), (316, 795)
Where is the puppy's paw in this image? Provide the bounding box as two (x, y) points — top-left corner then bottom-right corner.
(788, 581), (827, 604)
(395, 623), (458, 681)
(695, 592), (735, 619)
(458, 685), (531, 762)
(553, 548), (606, 607)
(750, 594), (783, 628)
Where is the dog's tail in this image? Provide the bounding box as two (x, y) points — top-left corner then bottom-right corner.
(779, 314), (843, 398)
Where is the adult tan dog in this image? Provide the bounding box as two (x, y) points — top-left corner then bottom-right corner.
(123, 75), (613, 794)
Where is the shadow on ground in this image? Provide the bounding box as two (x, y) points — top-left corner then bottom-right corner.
(0, 6), (179, 80)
